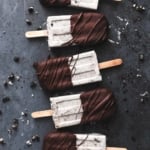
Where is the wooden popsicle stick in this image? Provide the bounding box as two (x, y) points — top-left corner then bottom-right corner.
(107, 147), (127, 150)
(25, 30), (48, 38)
(31, 110), (53, 118)
(99, 58), (123, 70)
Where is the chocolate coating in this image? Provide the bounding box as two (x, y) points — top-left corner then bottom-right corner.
(80, 88), (116, 123)
(43, 132), (76, 150)
(64, 13), (109, 46)
(39, 0), (70, 7)
(33, 57), (73, 91)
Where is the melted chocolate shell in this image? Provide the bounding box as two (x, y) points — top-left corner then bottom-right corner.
(43, 132), (76, 150)
(33, 57), (72, 91)
(80, 88), (116, 123)
(64, 13), (109, 46)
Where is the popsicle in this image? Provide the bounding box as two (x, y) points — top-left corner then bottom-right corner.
(39, 0), (122, 10)
(25, 12), (109, 47)
(43, 132), (127, 150)
(32, 88), (116, 128)
(33, 51), (123, 91)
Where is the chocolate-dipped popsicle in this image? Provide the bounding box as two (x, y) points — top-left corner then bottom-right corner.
(25, 13), (109, 47)
(33, 51), (123, 91)
(32, 88), (116, 128)
(39, 0), (122, 10)
(43, 132), (127, 150)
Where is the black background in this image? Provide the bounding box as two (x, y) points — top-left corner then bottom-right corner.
(0, 0), (150, 150)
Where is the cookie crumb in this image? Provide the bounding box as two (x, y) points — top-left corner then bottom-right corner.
(2, 97), (10, 103)
(30, 81), (37, 89)
(32, 135), (40, 142)
(28, 7), (34, 14)
(14, 57), (20, 63)
(26, 140), (32, 146)
(26, 19), (32, 26)
(0, 138), (5, 145)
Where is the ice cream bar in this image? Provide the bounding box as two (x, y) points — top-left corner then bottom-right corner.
(39, 0), (122, 10)
(40, 0), (99, 10)
(33, 51), (123, 91)
(32, 88), (116, 128)
(43, 132), (127, 150)
(25, 13), (109, 47)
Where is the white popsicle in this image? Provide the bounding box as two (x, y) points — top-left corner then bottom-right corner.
(70, 0), (99, 10)
(40, 0), (122, 10)
(47, 15), (72, 47)
(67, 51), (102, 86)
(50, 93), (84, 128)
(33, 51), (123, 91)
(32, 88), (116, 128)
(25, 13), (109, 47)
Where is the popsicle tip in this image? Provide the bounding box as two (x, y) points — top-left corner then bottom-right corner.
(25, 31), (31, 38)
(116, 58), (123, 65)
(31, 112), (37, 118)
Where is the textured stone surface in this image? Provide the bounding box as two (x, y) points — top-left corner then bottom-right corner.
(0, 0), (149, 150)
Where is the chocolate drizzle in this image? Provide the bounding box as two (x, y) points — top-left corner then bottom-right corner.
(80, 88), (116, 124)
(39, 0), (70, 7)
(65, 13), (109, 46)
(33, 55), (80, 91)
(43, 132), (76, 150)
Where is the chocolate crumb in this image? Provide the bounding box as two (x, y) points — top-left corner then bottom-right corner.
(0, 138), (5, 145)
(30, 81), (37, 89)
(21, 112), (28, 117)
(28, 7), (34, 14)
(139, 54), (144, 61)
(132, 4), (136, 8)
(8, 73), (15, 82)
(12, 119), (19, 130)
(31, 135), (40, 142)
(12, 124), (18, 130)
(136, 5), (146, 12)
(15, 75), (20, 81)
(14, 56), (20, 63)
(26, 140), (32, 146)
(3, 81), (8, 88)
(26, 19), (32, 26)
(2, 97), (10, 103)
(8, 81), (13, 85)
(8, 129), (13, 135)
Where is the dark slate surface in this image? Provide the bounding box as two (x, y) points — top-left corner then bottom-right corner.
(0, 0), (150, 150)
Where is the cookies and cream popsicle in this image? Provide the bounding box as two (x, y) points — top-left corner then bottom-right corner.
(25, 13), (109, 47)
(40, 0), (99, 10)
(43, 132), (127, 150)
(39, 0), (122, 10)
(33, 51), (123, 91)
(32, 88), (116, 128)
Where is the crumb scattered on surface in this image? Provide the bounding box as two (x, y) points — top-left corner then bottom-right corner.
(2, 97), (10, 103)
